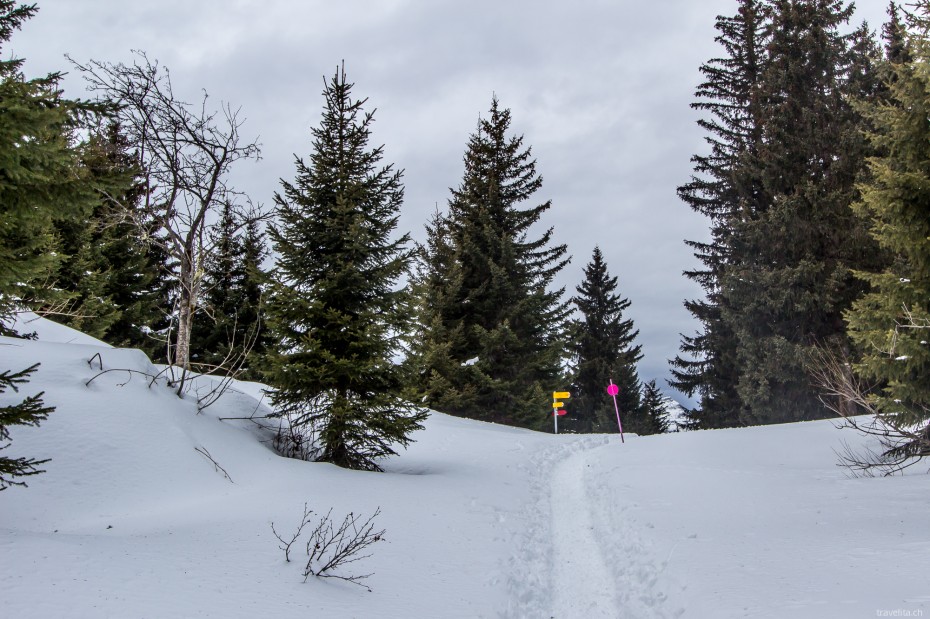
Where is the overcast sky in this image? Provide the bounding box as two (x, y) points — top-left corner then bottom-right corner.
(11, 0), (889, 405)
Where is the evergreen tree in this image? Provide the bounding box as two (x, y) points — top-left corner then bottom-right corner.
(264, 66), (426, 472)
(675, 0), (884, 428)
(50, 121), (171, 349)
(640, 379), (671, 436)
(670, 0), (767, 429)
(0, 2), (109, 328)
(409, 97), (570, 429)
(0, 363), (54, 490)
(846, 2), (930, 462)
(723, 0), (883, 425)
(566, 247), (642, 433)
(190, 204), (268, 378)
(236, 218), (270, 379)
(0, 2), (118, 486)
(190, 201), (242, 369)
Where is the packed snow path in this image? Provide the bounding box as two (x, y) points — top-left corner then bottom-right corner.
(549, 447), (620, 617)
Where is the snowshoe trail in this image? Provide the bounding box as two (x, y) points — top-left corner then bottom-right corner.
(550, 446), (620, 617)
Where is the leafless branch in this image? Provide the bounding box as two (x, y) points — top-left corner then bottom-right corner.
(193, 446), (233, 483)
(811, 346), (930, 476)
(270, 503), (314, 563)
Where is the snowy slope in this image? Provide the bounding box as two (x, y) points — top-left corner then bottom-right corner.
(1, 317), (928, 618)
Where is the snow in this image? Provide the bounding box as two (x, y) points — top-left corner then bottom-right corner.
(1, 316), (929, 618)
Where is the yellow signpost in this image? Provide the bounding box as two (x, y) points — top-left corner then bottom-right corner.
(552, 391), (571, 434)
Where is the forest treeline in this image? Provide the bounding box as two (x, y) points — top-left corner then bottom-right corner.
(1, 0), (927, 482)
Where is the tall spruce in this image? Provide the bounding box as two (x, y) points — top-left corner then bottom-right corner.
(567, 247), (642, 433)
(723, 0), (883, 425)
(675, 0), (884, 427)
(409, 97), (570, 429)
(670, 0), (767, 429)
(264, 66), (426, 472)
(0, 2), (119, 486)
(846, 2), (930, 462)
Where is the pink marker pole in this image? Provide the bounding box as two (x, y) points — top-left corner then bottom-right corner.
(607, 379), (624, 443)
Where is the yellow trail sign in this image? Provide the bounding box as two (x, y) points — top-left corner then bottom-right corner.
(552, 401), (564, 408)
(553, 391), (571, 399)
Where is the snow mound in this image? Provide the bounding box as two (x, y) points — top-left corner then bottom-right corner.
(1, 316), (928, 618)
(11, 310), (113, 347)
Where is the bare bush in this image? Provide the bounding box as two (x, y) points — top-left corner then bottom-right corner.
(271, 504), (385, 591)
(811, 346), (930, 476)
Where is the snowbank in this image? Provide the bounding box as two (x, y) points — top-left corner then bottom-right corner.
(0, 316), (927, 618)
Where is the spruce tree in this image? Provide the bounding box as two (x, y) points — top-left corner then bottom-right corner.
(190, 201), (242, 369)
(50, 121), (170, 345)
(0, 2), (109, 328)
(670, 0), (767, 429)
(236, 218), (270, 379)
(846, 3), (930, 461)
(566, 247), (642, 433)
(190, 204), (268, 377)
(410, 97), (570, 429)
(264, 66), (426, 471)
(640, 379), (671, 436)
(0, 364), (54, 490)
(723, 0), (883, 425)
(0, 2), (118, 486)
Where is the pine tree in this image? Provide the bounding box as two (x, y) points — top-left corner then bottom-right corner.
(50, 121), (170, 346)
(0, 364), (54, 490)
(190, 204), (268, 377)
(640, 379), (671, 436)
(0, 2), (117, 487)
(190, 201), (242, 369)
(566, 247), (642, 433)
(0, 2), (109, 328)
(410, 97), (570, 429)
(846, 2), (930, 462)
(670, 0), (767, 429)
(723, 0), (883, 425)
(236, 218), (270, 379)
(264, 65), (426, 472)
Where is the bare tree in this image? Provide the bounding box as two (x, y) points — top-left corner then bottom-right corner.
(70, 52), (262, 383)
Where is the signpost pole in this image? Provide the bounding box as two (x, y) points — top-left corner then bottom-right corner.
(552, 391), (570, 435)
(607, 379), (624, 443)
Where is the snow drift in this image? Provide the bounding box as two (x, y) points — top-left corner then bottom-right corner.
(0, 316), (927, 618)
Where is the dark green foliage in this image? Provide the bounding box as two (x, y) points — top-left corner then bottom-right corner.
(670, 0), (766, 429)
(190, 203), (269, 378)
(190, 202), (238, 369)
(408, 98), (570, 430)
(0, 1), (110, 328)
(723, 0), (883, 425)
(0, 2), (115, 488)
(49, 121), (171, 354)
(566, 247), (641, 433)
(0, 363), (53, 490)
(264, 66), (426, 471)
(639, 379), (670, 436)
(674, 0), (884, 427)
(846, 3), (930, 461)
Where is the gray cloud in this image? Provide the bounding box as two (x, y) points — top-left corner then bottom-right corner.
(14, 0), (889, 406)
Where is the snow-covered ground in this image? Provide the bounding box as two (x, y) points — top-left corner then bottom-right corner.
(1, 316), (928, 618)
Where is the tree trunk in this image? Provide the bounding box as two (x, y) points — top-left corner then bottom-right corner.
(174, 253), (195, 369)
